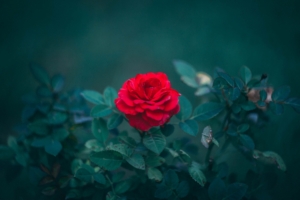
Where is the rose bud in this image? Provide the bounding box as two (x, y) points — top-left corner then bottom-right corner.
(115, 72), (180, 131)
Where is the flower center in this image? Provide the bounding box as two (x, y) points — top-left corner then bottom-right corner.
(143, 78), (161, 99)
(144, 78), (161, 88)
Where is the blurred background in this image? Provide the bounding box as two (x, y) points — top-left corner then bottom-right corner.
(1, 0), (300, 199)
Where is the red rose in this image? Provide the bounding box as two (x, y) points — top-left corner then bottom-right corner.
(115, 72), (180, 131)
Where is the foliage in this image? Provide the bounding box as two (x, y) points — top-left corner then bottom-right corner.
(1, 61), (299, 199)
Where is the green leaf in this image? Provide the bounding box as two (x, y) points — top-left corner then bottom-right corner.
(226, 183), (248, 200)
(106, 144), (133, 157)
(107, 114), (123, 130)
(85, 139), (103, 152)
(176, 181), (189, 198)
(165, 147), (179, 158)
(47, 112), (67, 125)
(52, 128), (69, 141)
(28, 120), (49, 135)
(173, 60), (196, 79)
(229, 87), (241, 101)
(176, 95), (193, 121)
(126, 153), (145, 170)
(227, 124), (238, 136)
(188, 163), (206, 187)
(155, 184), (173, 199)
(181, 76), (199, 88)
(81, 90), (105, 105)
(269, 102), (284, 115)
(259, 90), (267, 101)
(31, 137), (51, 147)
(0, 145), (15, 160)
(214, 67), (225, 78)
(284, 97), (300, 113)
(118, 135), (137, 148)
(239, 66), (252, 84)
(172, 139), (182, 151)
(145, 153), (165, 167)
(257, 101), (266, 107)
(7, 136), (19, 152)
(179, 119), (199, 136)
(217, 162), (229, 178)
(112, 171), (126, 183)
(75, 168), (93, 183)
(262, 151), (286, 171)
(41, 186), (57, 196)
(71, 159), (83, 174)
(237, 124), (249, 133)
(93, 173), (106, 184)
(22, 105), (36, 121)
(272, 86), (290, 102)
(147, 167), (163, 182)
(143, 129), (166, 154)
(66, 189), (81, 199)
(212, 138), (219, 147)
(51, 74), (64, 92)
(160, 124), (174, 137)
(106, 191), (122, 200)
(92, 118), (109, 144)
(218, 72), (234, 87)
(192, 102), (225, 121)
(30, 63), (50, 86)
(213, 77), (229, 90)
(16, 152), (28, 167)
(231, 103), (241, 114)
(234, 77), (244, 91)
(164, 170), (179, 189)
(240, 134), (255, 151)
(104, 87), (118, 107)
(195, 86), (211, 96)
(38, 103), (50, 114)
(90, 150), (123, 170)
(91, 104), (112, 118)
(44, 140), (62, 156)
(81, 164), (95, 173)
(178, 150), (192, 164)
(115, 180), (132, 194)
(208, 178), (226, 200)
(36, 86), (52, 97)
(240, 101), (256, 111)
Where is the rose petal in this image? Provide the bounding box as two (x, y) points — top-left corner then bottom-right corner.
(164, 90), (180, 111)
(126, 114), (152, 131)
(115, 99), (136, 115)
(119, 90), (134, 107)
(142, 112), (170, 126)
(146, 110), (164, 121)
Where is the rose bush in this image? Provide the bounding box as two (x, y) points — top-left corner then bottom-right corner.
(1, 62), (299, 200)
(115, 72), (180, 131)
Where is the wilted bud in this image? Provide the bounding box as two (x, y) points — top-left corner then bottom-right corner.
(247, 87), (273, 110)
(196, 72), (212, 86)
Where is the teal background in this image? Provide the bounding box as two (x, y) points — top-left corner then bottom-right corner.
(1, 0), (300, 199)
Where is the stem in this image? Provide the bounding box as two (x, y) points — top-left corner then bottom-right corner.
(221, 89), (230, 107)
(105, 174), (115, 194)
(204, 109), (232, 166)
(214, 110), (232, 160)
(204, 144), (214, 165)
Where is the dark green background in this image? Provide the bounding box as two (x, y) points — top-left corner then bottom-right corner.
(1, 0), (300, 199)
